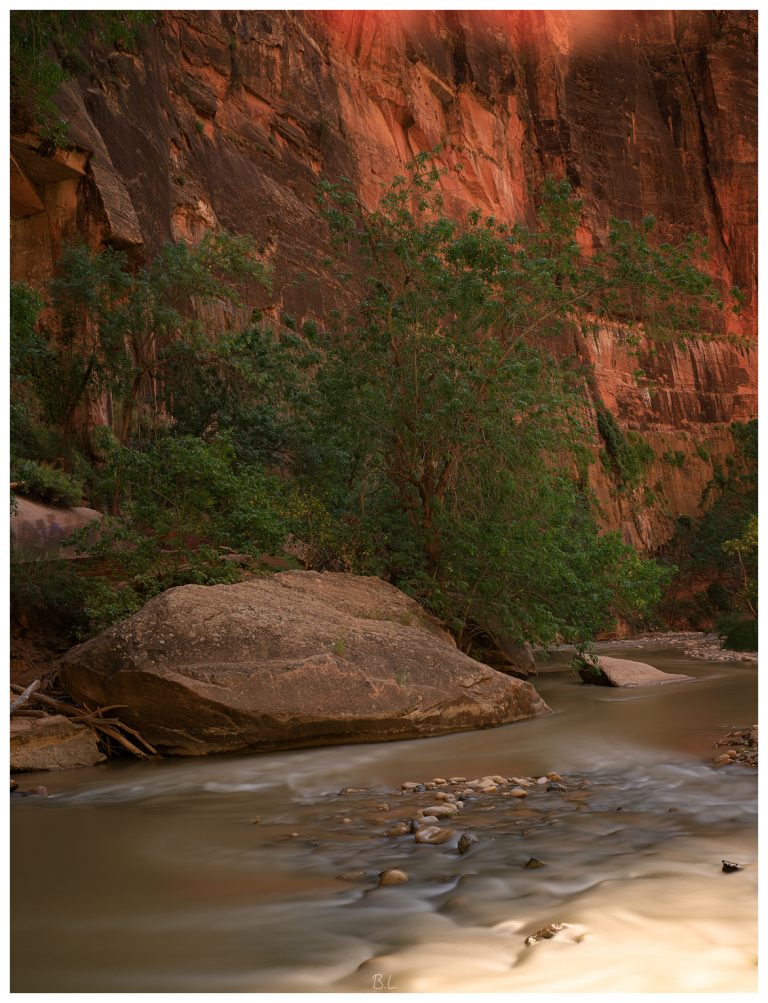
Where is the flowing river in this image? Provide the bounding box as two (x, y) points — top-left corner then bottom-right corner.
(11, 645), (757, 993)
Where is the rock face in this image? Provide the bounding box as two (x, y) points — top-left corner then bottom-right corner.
(9, 11), (757, 552)
(578, 654), (695, 687)
(58, 571), (551, 756)
(10, 715), (105, 771)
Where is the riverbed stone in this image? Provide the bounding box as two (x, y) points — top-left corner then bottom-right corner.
(457, 832), (478, 854)
(10, 714), (105, 771)
(59, 572), (551, 756)
(378, 868), (409, 886)
(415, 825), (454, 845)
(576, 654), (695, 688)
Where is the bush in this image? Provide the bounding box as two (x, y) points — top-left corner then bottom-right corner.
(718, 616), (758, 652)
(596, 407), (653, 487)
(11, 459), (83, 508)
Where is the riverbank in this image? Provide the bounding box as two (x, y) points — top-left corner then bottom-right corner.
(547, 631), (757, 664)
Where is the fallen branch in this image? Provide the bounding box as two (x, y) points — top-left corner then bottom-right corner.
(10, 679), (41, 714)
(9, 683), (159, 759)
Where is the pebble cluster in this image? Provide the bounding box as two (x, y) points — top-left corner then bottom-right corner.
(713, 726), (758, 768)
(682, 638), (757, 664)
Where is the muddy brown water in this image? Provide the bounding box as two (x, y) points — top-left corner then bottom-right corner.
(11, 646), (757, 992)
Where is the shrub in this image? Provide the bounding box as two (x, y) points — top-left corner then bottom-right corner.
(11, 459), (83, 508)
(718, 616), (758, 652)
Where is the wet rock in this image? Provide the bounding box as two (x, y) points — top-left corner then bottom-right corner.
(524, 856), (546, 869)
(508, 787), (528, 798)
(409, 818), (422, 833)
(525, 922), (567, 945)
(338, 869), (367, 881)
(340, 786), (366, 795)
(509, 776), (532, 786)
(449, 776), (466, 784)
(10, 779), (18, 792)
(415, 825), (454, 845)
(546, 772), (563, 782)
(401, 782), (420, 791)
(457, 832), (478, 854)
(576, 654), (694, 688)
(385, 822), (411, 837)
(423, 803), (459, 818)
(722, 860), (745, 873)
(378, 868), (409, 886)
(547, 782), (567, 792)
(432, 777), (447, 785)
(341, 817), (352, 824)
(713, 754), (733, 766)
(375, 803), (390, 811)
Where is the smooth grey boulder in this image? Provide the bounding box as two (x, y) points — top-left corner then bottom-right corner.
(59, 571), (551, 756)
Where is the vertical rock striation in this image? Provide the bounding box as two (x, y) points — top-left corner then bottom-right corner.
(9, 10), (756, 550)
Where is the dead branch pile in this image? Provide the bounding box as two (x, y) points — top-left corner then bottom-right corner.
(10, 681), (159, 760)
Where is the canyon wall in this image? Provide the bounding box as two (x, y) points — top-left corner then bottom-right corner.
(10, 10), (757, 552)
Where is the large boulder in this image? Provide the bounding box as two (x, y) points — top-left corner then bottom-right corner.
(58, 571), (551, 756)
(10, 715), (105, 771)
(577, 654), (695, 687)
(11, 497), (102, 560)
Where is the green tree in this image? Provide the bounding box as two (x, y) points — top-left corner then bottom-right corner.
(299, 156), (716, 648)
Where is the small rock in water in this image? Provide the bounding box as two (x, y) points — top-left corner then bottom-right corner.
(425, 781), (436, 789)
(536, 777), (548, 785)
(375, 803), (390, 812)
(32, 786), (48, 798)
(249, 816), (262, 825)
(10, 779), (19, 792)
(378, 868), (409, 886)
(722, 860), (745, 873)
(525, 856), (546, 869)
(385, 822), (411, 838)
(401, 782), (419, 791)
(449, 777), (466, 784)
(415, 825), (454, 845)
(457, 832), (478, 854)
(337, 870), (367, 882)
(340, 787), (366, 795)
(424, 803), (459, 818)
(546, 772), (564, 782)
(508, 787), (528, 798)
(713, 754), (733, 766)
(432, 777), (448, 785)
(481, 785), (498, 794)
(525, 922), (567, 945)
(547, 782), (567, 792)
(341, 817), (352, 824)
(409, 818), (422, 833)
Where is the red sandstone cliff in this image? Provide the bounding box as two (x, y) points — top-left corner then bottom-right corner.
(9, 10), (757, 552)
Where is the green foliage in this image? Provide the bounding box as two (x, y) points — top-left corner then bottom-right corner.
(10, 11), (153, 141)
(12, 233), (269, 454)
(660, 420), (757, 627)
(696, 443), (711, 462)
(298, 159), (690, 646)
(11, 459), (84, 508)
(10, 557), (90, 640)
(661, 449), (686, 467)
(718, 616), (757, 652)
(596, 407), (654, 487)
